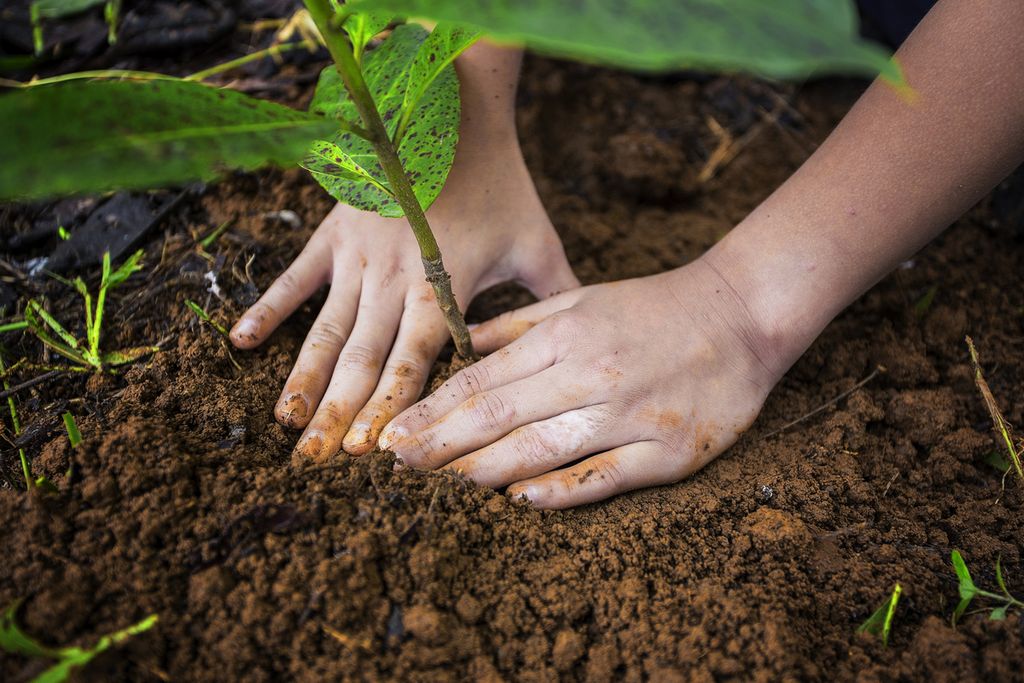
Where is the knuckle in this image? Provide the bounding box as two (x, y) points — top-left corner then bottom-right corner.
(273, 269), (304, 296)
(313, 401), (350, 427)
(510, 425), (555, 468)
(402, 431), (440, 467)
(309, 319), (348, 348)
(336, 343), (382, 372)
(544, 312), (581, 347)
(466, 391), (515, 431)
(452, 363), (491, 400)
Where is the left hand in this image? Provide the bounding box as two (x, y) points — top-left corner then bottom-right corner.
(378, 257), (790, 509)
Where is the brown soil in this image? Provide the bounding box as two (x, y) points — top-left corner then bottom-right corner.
(2, 58), (1024, 682)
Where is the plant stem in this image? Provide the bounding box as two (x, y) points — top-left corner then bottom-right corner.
(184, 40), (313, 82)
(303, 0), (476, 360)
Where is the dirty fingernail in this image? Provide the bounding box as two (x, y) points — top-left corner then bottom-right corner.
(343, 423), (371, 449)
(277, 393), (309, 427)
(509, 485), (537, 504)
(392, 455), (405, 472)
(378, 424), (408, 451)
(294, 432), (324, 460)
(231, 317), (259, 343)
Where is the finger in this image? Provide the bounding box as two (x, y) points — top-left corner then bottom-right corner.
(441, 405), (623, 489)
(274, 283), (360, 428)
(342, 302), (449, 455)
(387, 365), (589, 471)
(507, 441), (681, 510)
(292, 287), (404, 462)
(231, 239), (332, 349)
(379, 324), (559, 448)
(471, 288), (583, 354)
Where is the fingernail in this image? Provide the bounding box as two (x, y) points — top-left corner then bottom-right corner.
(378, 424), (408, 451)
(392, 455), (405, 472)
(295, 432), (324, 460)
(278, 393), (309, 426)
(231, 317), (259, 343)
(509, 486), (537, 504)
(467, 323), (479, 330)
(343, 423), (371, 449)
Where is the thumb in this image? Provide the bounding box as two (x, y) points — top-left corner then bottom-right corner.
(516, 234), (581, 300)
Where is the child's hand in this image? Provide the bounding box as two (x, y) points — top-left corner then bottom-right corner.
(378, 259), (789, 509)
(230, 131), (578, 462)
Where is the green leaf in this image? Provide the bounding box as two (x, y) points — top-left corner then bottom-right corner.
(857, 582), (901, 646)
(106, 249), (144, 289)
(0, 80), (338, 201)
(62, 412), (82, 448)
(0, 603), (158, 683)
(951, 550), (978, 626)
(343, 11), (395, 61)
(0, 600), (57, 659)
(31, 0), (106, 20)
(354, 0), (901, 83)
(24, 301), (81, 358)
(308, 23), (459, 217)
(100, 346), (159, 366)
(396, 23), (479, 141)
(990, 605), (1009, 621)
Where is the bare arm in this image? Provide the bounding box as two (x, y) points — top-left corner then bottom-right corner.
(709, 0), (1024, 377)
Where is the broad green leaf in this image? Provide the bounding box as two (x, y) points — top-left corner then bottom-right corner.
(32, 0), (105, 20)
(354, 0), (901, 83)
(344, 11), (395, 61)
(396, 23), (479, 141)
(308, 23), (459, 217)
(302, 140), (393, 195)
(0, 80), (338, 201)
(990, 605), (1009, 621)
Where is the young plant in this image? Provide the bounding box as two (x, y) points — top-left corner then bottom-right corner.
(0, 599), (157, 683)
(186, 299), (242, 370)
(0, 0), (901, 361)
(30, 0), (120, 55)
(857, 582), (901, 646)
(25, 250), (157, 373)
(951, 550), (1023, 625)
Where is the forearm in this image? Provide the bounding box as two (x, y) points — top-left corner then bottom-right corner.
(700, 0), (1024, 376)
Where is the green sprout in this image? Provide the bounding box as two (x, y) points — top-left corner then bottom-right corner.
(857, 582), (901, 646)
(30, 0), (120, 56)
(24, 250), (158, 373)
(186, 299), (230, 338)
(62, 411), (82, 448)
(951, 550), (1023, 626)
(0, 599), (157, 683)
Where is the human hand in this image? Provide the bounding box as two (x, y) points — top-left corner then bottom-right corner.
(230, 126), (578, 462)
(378, 257), (793, 508)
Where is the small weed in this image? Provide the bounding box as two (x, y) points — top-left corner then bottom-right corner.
(186, 299), (241, 370)
(966, 336), (1023, 484)
(0, 349), (54, 493)
(62, 411), (81, 448)
(25, 250), (158, 373)
(0, 598), (157, 682)
(857, 582), (901, 646)
(951, 550), (1023, 625)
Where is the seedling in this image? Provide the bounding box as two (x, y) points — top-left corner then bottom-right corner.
(0, 598), (157, 683)
(0, 0), (900, 362)
(62, 411), (82, 448)
(30, 0), (120, 56)
(24, 250), (158, 373)
(187, 299), (242, 370)
(966, 337), (1023, 484)
(857, 582), (901, 646)
(950, 550), (1023, 626)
